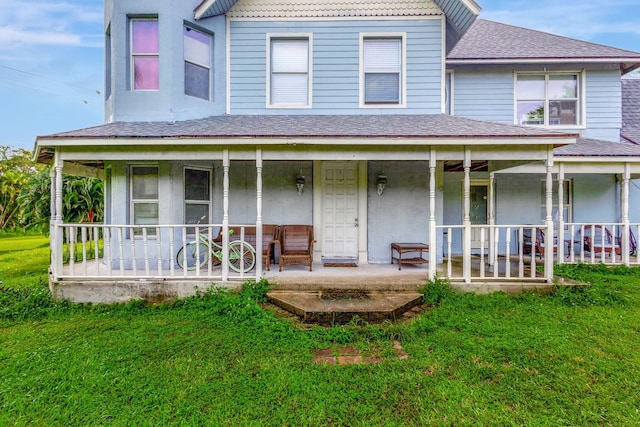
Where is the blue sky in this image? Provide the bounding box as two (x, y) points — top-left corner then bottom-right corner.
(1, 0), (639, 150)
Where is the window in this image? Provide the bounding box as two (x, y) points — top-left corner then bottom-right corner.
(184, 26), (211, 100)
(540, 180), (572, 229)
(268, 36), (311, 107)
(517, 73), (581, 126)
(184, 168), (212, 228)
(361, 35), (404, 106)
(131, 18), (159, 90)
(130, 166), (159, 234)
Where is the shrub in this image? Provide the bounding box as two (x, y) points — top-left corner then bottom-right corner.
(418, 276), (456, 306)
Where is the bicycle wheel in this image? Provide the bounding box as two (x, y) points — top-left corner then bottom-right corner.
(176, 242), (209, 270)
(228, 241), (256, 273)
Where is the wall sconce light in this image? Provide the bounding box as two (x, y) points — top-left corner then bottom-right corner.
(296, 171), (306, 196)
(377, 172), (388, 196)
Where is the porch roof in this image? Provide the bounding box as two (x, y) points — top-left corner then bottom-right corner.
(37, 114), (574, 140)
(35, 114), (575, 164)
(554, 138), (640, 158)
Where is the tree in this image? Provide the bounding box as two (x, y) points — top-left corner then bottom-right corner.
(0, 146), (43, 231)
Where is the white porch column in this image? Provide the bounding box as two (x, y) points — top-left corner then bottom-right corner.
(463, 148), (471, 283)
(488, 172), (495, 267)
(222, 150), (230, 281)
(557, 164), (565, 263)
(544, 148), (554, 282)
(429, 148), (437, 280)
(53, 151), (64, 278)
(255, 148), (263, 277)
(622, 163), (630, 265)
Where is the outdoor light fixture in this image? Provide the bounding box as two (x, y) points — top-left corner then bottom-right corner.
(377, 173), (388, 195)
(296, 171), (306, 196)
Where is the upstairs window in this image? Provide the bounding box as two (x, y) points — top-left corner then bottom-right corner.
(131, 18), (159, 90)
(361, 35), (405, 107)
(184, 26), (212, 100)
(268, 36), (311, 107)
(516, 73), (582, 126)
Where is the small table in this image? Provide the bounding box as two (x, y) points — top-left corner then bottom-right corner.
(391, 243), (429, 270)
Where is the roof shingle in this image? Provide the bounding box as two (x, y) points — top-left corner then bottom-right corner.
(38, 114), (574, 140)
(448, 19), (640, 62)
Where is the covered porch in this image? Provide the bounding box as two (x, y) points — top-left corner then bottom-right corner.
(36, 115), (579, 302)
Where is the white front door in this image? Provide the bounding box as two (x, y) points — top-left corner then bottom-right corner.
(321, 162), (359, 259)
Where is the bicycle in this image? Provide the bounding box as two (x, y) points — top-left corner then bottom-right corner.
(176, 227), (256, 273)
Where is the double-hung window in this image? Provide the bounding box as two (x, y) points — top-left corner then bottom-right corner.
(516, 73), (582, 126)
(268, 36), (311, 107)
(184, 25), (212, 100)
(184, 168), (212, 228)
(361, 35), (405, 107)
(130, 166), (159, 235)
(131, 18), (159, 90)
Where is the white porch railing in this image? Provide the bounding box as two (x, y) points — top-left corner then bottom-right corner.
(562, 223), (639, 266)
(51, 223), (259, 281)
(438, 224), (549, 281)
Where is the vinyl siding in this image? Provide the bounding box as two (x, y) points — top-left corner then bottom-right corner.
(584, 69), (622, 141)
(452, 70), (514, 123)
(229, 19), (443, 114)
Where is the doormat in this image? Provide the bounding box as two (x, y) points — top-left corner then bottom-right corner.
(323, 263), (358, 267)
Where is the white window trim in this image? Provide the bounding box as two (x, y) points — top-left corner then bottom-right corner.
(266, 33), (313, 109)
(129, 164), (159, 236)
(183, 24), (213, 101)
(183, 166), (213, 226)
(130, 17), (159, 92)
(514, 70), (586, 129)
(359, 32), (407, 109)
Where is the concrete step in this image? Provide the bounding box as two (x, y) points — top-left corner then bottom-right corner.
(266, 289), (423, 325)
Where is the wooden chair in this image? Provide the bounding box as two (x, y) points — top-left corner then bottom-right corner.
(522, 227), (544, 258)
(278, 225), (315, 271)
(214, 225), (280, 270)
(581, 225), (637, 255)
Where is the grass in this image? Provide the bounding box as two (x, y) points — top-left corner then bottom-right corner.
(1, 235), (640, 425)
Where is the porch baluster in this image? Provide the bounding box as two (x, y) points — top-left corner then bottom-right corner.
(68, 227), (75, 276)
(156, 227), (162, 276)
(530, 227), (536, 279)
(480, 227), (485, 278)
(169, 227), (175, 277)
(129, 227), (137, 275)
(447, 228), (452, 278)
(182, 227), (188, 278)
(493, 227), (499, 278)
(93, 226), (100, 276)
(518, 227), (524, 278)
(505, 227), (511, 278)
(81, 226), (87, 276)
(142, 227), (150, 276)
(117, 227), (125, 276)
(105, 226), (113, 276)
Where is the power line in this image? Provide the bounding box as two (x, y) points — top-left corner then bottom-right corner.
(0, 63), (101, 96)
(0, 77), (89, 104)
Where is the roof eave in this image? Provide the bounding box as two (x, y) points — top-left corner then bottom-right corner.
(447, 57), (640, 65)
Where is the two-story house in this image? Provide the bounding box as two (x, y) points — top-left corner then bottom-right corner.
(35, 0), (640, 302)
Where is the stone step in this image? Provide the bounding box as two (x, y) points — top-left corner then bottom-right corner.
(266, 289), (423, 325)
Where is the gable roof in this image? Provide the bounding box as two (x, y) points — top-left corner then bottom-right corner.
(622, 79), (640, 144)
(448, 19), (640, 73)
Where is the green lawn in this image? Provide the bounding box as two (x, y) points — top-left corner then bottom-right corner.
(1, 235), (639, 425)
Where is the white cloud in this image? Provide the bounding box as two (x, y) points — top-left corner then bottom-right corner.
(0, 0), (102, 51)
